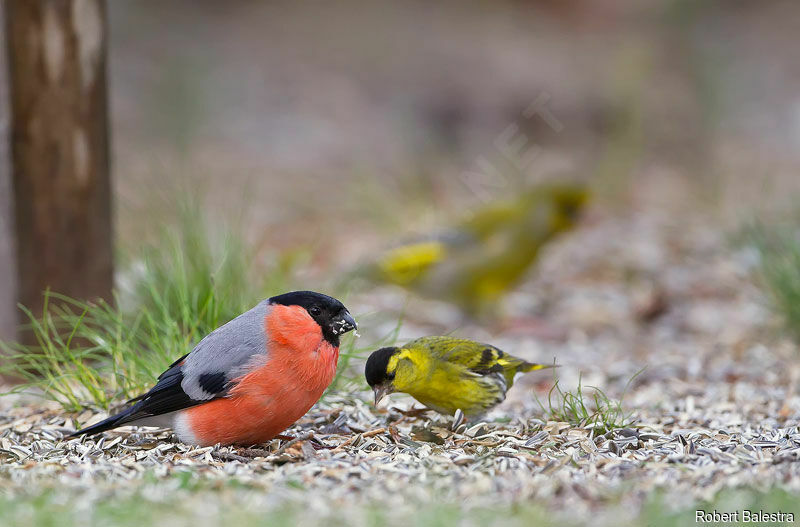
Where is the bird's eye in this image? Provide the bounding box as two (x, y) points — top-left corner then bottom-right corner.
(309, 306), (322, 316)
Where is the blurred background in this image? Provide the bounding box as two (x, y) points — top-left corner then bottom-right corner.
(2, 0), (800, 381)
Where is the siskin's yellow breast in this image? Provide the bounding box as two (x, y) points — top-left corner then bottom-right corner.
(393, 352), (506, 416)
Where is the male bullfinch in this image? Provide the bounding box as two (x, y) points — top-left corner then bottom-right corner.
(71, 291), (357, 446)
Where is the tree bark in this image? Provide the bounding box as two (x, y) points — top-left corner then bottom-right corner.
(0, 4), (17, 346)
(4, 0), (112, 321)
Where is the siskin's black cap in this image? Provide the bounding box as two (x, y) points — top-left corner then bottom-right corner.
(364, 347), (400, 387)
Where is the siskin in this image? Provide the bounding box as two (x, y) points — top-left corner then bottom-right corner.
(367, 182), (588, 316)
(364, 336), (552, 417)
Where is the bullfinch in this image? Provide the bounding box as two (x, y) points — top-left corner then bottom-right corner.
(71, 291), (357, 446)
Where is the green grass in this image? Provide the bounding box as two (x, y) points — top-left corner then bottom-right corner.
(642, 486), (800, 527)
(0, 490), (544, 527)
(1, 480), (797, 527)
(746, 222), (800, 342)
(535, 372), (639, 435)
(0, 201), (378, 412)
(127, 200), (262, 337)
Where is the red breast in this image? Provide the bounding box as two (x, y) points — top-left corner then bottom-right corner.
(179, 304), (339, 446)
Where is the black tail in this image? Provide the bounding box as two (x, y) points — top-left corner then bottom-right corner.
(69, 406), (138, 438)
(70, 355), (197, 439)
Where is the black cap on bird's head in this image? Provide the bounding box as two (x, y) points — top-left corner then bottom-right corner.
(365, 346), (400, 406)
(269, 290), (357, 346)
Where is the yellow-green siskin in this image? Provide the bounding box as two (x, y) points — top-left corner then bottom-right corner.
(364, 336), (552, 417)
(367, 183), (589, 315)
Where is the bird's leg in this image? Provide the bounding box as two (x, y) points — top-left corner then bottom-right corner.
(228, 433), (316, 459)
(388, 424), (402, 444)
(392, 405), (431, 419)
(274, 432), (315, 455)
(272, 432), (332, 450)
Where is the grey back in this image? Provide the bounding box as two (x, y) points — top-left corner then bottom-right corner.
(180, 300), (271, 400)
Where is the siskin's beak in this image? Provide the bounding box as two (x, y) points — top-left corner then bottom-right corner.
(331, 310), (358, 336)
(373, 383), (393, 407)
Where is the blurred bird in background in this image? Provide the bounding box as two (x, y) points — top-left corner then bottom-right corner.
(363, 183), (589, 316)
(365, 336), (553, 417)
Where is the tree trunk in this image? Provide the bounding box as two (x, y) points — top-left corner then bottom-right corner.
(4, 0), (112, 322)
(0, 4), (14, 346)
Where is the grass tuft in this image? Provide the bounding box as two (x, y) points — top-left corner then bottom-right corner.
(745, 221), (800, 341)
(124, 200), (261, 336)
(535, 371), (639, 435)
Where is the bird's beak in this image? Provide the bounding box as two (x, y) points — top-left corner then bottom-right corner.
(331, 310), (358, 336)
(373, 383), (393, 407)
